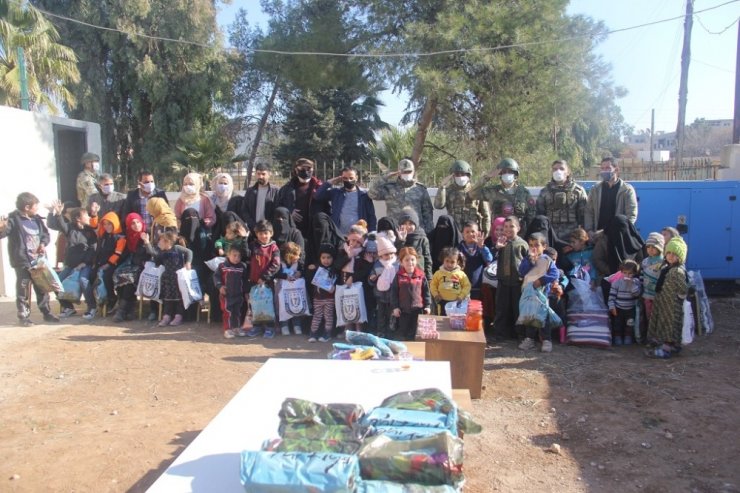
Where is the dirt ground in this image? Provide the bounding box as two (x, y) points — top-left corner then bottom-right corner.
(0, 294), (739, 493)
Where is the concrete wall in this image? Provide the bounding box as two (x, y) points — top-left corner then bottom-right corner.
(0, 106), (101, 298)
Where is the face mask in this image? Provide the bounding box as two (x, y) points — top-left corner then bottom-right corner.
(102, 184), (114, 195)
(183, 185), (196, 194)
(92, 162), (100, 173)
(343, 180), (356, 190)
(297, 169), (312, 180)
(552, 170), (566, 182)
(380, 257), (396, 268)
(216, 183), (229, 194)
(600, 170), (614, 182)
(400, 173), (414, 182)
(500, 173), (515, 186)
(454, 176), (470, 187)
(142, 182), (156, 193)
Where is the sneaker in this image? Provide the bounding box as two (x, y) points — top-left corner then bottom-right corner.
(147, 311), (158, 322)
(158, 315), (171, 327)
(18, 318), (34, 327)
(235, 328), (248, 337)
(245, 327), (262, 338)
(623, 335), (633, 345)
(82, 309), (97, 320)
(60, 307), (77, 318)
(281, 326), (290, 336)
(43, 313), (60, 323)
(318, 336), (330, 343)
(518, 338), (535, 350)
(169, 314), (183, 326)
(613, 336), (624, 346)
(224, 329), (236, 339)
(263, 329), (275, 339)
(308, 336), (318, 343)
(294, 326), (303, 335)
(541, 340), (553, 353)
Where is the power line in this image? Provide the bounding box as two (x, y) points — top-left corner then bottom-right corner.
(27, 0), (740, 58)
(695, 13), (739, 35)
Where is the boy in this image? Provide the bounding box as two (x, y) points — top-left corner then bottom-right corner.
(47, 200), (98, 319)
(608, 259), (642, 345)
(0, 193), (59, 326)
(492, 216), (529, 340)
(390, 247), (432, 341)
(245, 220), (280, 338)
(367, 236), (399, 337)
(214, 245), (249, 339)
(306, 243), (337, 342)
(545, 246), (568, 342)
(458, 220), (494, 301)
(518, 233), (559, 352)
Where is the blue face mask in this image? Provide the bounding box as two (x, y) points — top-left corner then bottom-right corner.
(600, 171), (614, 182)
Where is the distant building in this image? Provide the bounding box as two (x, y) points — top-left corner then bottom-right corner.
(624, 118), (732, 158)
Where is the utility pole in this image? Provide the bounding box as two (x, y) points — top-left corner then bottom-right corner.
(17, 47), (29, 110)
(650, 108), (655, 166)
(675, 0), (693, 169)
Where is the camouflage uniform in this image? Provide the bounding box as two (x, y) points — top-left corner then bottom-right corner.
(368, 176), (434, 233)
(469, 181), (535, 229)
(76, 170), (99, 208)
(434, 184), (491, 236)
(536, 178), (588, 239)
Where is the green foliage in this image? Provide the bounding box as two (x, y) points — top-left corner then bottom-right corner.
(0, 0), (80, 113)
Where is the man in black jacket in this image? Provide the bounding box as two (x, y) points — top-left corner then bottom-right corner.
(0, 193), (59, 326)
(238, 163), (279, 232)
(122, 169), (168, 232)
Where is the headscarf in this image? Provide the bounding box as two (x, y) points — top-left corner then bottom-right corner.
(179, 172), (203, 206)
(377, 216), (403, 251)
(429, 215), (462, 273)
(605, 214), (645, 274)
(180, 208), (202, 245)
(125, 213), (145, 253)
(312, 212), (344, 263)
(220, 210), (246, 237)
(146, 197), (178, 229)
(97, 211), (122, 238)
(527, 215), (569, 252)
(210, 172), (234, 212)
(489, 216), (506, 244)
(273, 207), (298, 245)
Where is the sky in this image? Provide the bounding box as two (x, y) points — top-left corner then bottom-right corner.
(217, 0), (739, 134)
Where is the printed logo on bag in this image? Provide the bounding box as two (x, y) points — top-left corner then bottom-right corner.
(140, 273), (159, 297)
(341, 293), (361, 323)
(284, 288), (307, 316)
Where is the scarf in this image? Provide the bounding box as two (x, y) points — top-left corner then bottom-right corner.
(429, 215), (462, 272)
(210, 172), (233, 212)
(273, 207), (297, 245)
(490, 216), (506, 243)
(527, 215), (569, 252)
(179, 172), (203, 206)
(125, 213), (145, 253)
(377, 256), (398, 291)
(313, 212), (345, 258)
(146, 197), (178, 229)
(342, 244), (363, 273)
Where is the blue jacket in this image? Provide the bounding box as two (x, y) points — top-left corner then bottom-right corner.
(315, 183), (377, 232)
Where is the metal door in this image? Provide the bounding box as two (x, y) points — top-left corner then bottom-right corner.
(53, 125), (87, 206)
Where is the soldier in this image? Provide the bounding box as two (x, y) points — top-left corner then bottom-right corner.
(76, 152), (101, 208)
(368, 158), (434, 233)
(469, 158), (535, 233)
(434, 159), (491, 237)
(536, 160), (588, 240)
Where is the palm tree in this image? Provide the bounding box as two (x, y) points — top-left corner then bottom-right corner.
(0, 0), (80, 113)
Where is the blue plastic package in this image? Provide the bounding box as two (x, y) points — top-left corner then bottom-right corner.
(240, 451), (359, 492)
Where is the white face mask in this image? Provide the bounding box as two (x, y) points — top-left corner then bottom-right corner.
(500, 173), (515, 186)
(142, 182), (156, 193)
(102, 184), (114, 195)
(552, 170), (566, 182)
(400, 173), (414, 182)
(454, 176), (470, 187)
(216, 183), (229, 195)
(380, 256), (396, 268)
(183, 185), (196, 194)
(92, 162), (100, 173)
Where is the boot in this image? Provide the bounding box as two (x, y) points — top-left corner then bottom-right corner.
(113, 300), (129, 323)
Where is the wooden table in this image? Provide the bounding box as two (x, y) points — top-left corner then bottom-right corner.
(416, 316), (486, 399)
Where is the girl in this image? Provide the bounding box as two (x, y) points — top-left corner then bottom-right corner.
(563, 228), (595, 281)
(481, 217), (505, 341)
(430, 247), (471, 315)
(367, 236), (399, 338)
(275, 241), (305, 336)
(646, 237), (689, 359)
(147, 231), (193, 327)
(398, 207), (433, 281)
(306, 243), (337, 342)
(95, 212), (126, 314)
(333, 221), (372, 335)
(492, 216), (528, 340)
(459, 220), (493, 301)
(390, 247), (432, 341)
(641, 232), (665, 321)
(174, 172), (216, 229)
(113, 213), (151, 322)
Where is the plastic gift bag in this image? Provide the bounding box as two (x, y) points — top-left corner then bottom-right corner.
(112, 258), (141, 288)
(58, 270), (82, 302)
(335, 282), (368, 327)
(249, 284), (275, 323)
(177, 268), (203, 310)
(445, 300), (467, 329)
(481, 260), (498, 287)
(240, 450), (360, 492)
(516, 283), (561, 329)
(358, 481), (457, 493)
(136, 261), (164, 302)
(682, 299), (694, 345)
(29, 257), (63, 294)
(276, 278), (311, 321)
(204, 256), (226, 272)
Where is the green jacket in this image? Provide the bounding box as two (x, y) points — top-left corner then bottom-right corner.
(434, 183), (491, 236)
(368, 175), (434, 233)
(470, 180), (534, 228)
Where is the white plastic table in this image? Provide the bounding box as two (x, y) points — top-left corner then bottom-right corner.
(146, 358), (452, 493)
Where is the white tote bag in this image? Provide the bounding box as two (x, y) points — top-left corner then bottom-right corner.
(136, 261), (165, 302)
(682, 299), (694, 345)
(177, 268), (203, 310)
(276, 278), (311, 321)
(335, 282), (368, 327)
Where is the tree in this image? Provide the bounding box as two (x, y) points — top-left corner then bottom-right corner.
(0, 0), (80, 113)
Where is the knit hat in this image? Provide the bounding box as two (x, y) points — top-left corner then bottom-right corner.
(398, 207), (419, 227)
(365, 237), (378, 253)
(646, 232), (665, 253)
(398, 159), (415, 173)
(319, 243), (336, 258)
(376, 236), (397, 256)
(665, 237), (687, 264)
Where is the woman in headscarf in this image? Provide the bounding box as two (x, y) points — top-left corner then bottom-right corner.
(593, 214), (645, 280)
(145, 197), (179, 244)
(112, 213), (153, 322)
(210, 172), (239, 236)
(376, 216), (404, 253)
(174, 172), (216, 230)
(428, 215), (462, 273)
(273, 207), (305, 264)
(312, 212), (344, 266)
(526, 215), (569, 253)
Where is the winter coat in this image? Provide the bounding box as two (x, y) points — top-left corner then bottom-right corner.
(0, 210), (50, 269)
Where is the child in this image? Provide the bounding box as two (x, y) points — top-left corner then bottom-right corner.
(94, 212), (127, 314)
(517, 233), (559, 352)
(544, 247), (568, 342)
(368, 236), (399, 338)
(148, 231), (193, 327)
(362, 234), (379, 331)
(214, 244), (249, 339)
(458, 221), (493, 301)
(215, 220), (249, 259)
(390, 247), (432, 341)
(334, 222), (372, 335)
(0, 192), (59, 326)
(306, 243), (337, 342)
(112, 213), (152, 323)
(481, 217), (505, 341)
(398, 207), (433, 281)
(47, 201), (98, 320)
(245, 220), (281, 338)
(492, 216), (528, 340)
(646, 237), (689, 359)
(641, 232), (665, 321)
(430, 247), (471, 315)
(563, 228), (595, 282)
(276, 241), (304, 336)
(608, 259), (642, 345)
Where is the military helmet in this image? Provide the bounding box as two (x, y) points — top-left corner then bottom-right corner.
(80, 152), (100, 164)
(497, 158), (519, 175)
(450, 160), (472, 175)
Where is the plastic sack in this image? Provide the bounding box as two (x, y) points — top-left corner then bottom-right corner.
(113, 258), (141, 288)
(278, 398), (364, 428)
(29, 257), (63, 293)
(136, 261), (164, 302)
(362, 408), (453, 433)
(58, 270), (82, 302)
(568, 278), (607, 313)
(516, 283), (561, 329)
(205, 256), (226, 272)
(345, 330), (397, 358)
(177, 268), (203, 309)
(481, 260), (498, 287)
(358, 481), (457, 493)
(688, 270), (714, 334)
(276, 278), (311, 321)
(335, 282), (368, 327)
(682, 299), (694, 345)
(272, 424), (364, 454)
(249, 284), (275, 323)
(93, 271), (108, 305)
(240, 450), (360, 492)
(358, 432), (464, 488)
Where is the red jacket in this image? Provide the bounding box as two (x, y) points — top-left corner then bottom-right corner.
(390, 266), (432, 312)
(249, 241), (280, 284)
